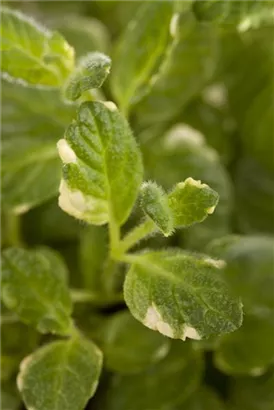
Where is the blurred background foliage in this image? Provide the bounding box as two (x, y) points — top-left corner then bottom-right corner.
(1, 1), (274, 410)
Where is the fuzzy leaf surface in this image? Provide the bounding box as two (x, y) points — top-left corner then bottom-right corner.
(58, 101), (143, 225)
(124, 250), (243, 340)
(1, 247), (72, 335)
(64, 52), (111, 101)
(1, 7), (74, 86)
(17, 336), (103, 410)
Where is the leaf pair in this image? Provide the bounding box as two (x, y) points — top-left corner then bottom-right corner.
(140, 178), (219, 236)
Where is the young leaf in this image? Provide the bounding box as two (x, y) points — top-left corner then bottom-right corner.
(140, 181), (174, 236)
(1, 7), (74, 87)
(64, 52), (111, 101)
(17, 336), (103, 410)
(101, 341), (203, 410)
(101, 310), (170, 374)
(193, 0), (274, 28)
(57, 101), (143, 226)
(1, 247), (72, 335)
(124, 250), (242, 340)
(214, 313), (274, 376)
(111, 1), (173, 113)
(229, 367), (274, 410)
(168, 177), (219, 228)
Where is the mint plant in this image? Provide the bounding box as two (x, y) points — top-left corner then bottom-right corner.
(1, 2), (274, 410)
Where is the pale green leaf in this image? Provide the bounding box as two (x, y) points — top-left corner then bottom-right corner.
(124, 250), (243, 340)
(64, 52), (111, 101)
(1, 247), (72, 335)
(1, 7), (75, 87)
(134, 12), (217, 127)
(79, 225), (108, 292)
(215, 313), (274, 376)
(193, 0), (274, 29)
(100, 341), (203, 410)
(111, 1), (173, 113)
(57, 101), (143, 226)
(168, 177), (219, 228)
(140, 182), (174, 236)
(174, 387), (225, 410)
(17, 336), (103, 410)
(101, 310), (170, 374)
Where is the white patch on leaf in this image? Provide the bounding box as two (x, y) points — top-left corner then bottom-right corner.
(12, 203), (31, 214)
(103, 101), (117, 111)
(144, 304), (173, 337)
(169, 13), (179, 37)
(57, 139), (77, 163)
(207, 205), (217, 215)
(250, 367), (265, 376)
(58, 179), (108, 224)
(204, 257), (226, 269)
(181, 325), (201, 341)
(17, 354), (33, 392)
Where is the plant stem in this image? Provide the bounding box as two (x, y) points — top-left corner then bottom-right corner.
(118, 219), (155, 255)
(70, 289), (124, 306)
(4, 212), (22, 246)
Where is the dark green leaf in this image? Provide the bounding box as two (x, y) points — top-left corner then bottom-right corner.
(101, 310), (170, 373)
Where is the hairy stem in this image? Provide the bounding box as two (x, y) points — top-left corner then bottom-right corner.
(117, 218), (156, 256)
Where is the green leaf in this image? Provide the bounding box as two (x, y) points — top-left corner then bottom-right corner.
(1, 7), (75, 87)
(17, 336), (103, 410)
(140, 178), (219, 236)
(223, 236), (274, 315)
(1, 247), (72, 335)
(64, 52), (111, 101)
(124, 250), (243, 340)
(176, 386), (225, 410)
(229, 367), (274, 410)
(57, 101), (143, 226)
(140, 182), (174, 236)
(168, 177), (219, 228)
(101, 310), (170, 374)
(193, 0), (274, 28)
(2, 135), (61, 214)
(143, 124), (233, 249)
(100, 341), (203, 410)
(134, 11), (217, 126)
(110, 1), (173, 113)
(2, 81), (75, 213)
(79, 225), (108, 292)
(214, 313), (274, 376)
